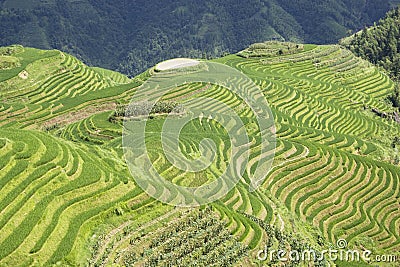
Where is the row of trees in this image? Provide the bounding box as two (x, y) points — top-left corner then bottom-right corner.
(109, 101), (185, 122)
(239, 41), (304, 58)
(114, 207), (247, 266)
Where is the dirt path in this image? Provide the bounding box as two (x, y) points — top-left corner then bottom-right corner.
(42, 102), (116, 129)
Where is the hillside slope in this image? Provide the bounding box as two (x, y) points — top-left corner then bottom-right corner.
(1, 0), (400, 76)
(342, 7), (400, 80)
(0, 44), (399, 266)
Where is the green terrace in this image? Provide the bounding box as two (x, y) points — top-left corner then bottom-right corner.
(0, 43), (399, 266)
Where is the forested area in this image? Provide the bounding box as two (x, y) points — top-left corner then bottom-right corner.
(344, 7), (400, 107)
(0, 0), (398, 76)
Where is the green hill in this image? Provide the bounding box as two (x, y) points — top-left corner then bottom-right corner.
(342, 7), (400, 81)
(1, 0), (400, 76)
(0, 43), (399, 266)
(341, 7), (400, 110)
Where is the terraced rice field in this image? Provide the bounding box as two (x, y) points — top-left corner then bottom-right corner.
(0, 47), (138, 129)
(214, 45), (400, 254)
(0, 44), (399, 266)
(0, 128), (143, 266)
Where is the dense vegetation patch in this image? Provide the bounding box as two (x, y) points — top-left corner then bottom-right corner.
(343, 7), (400, 82)
(238, 41), (304, 58)
(109, 101), (185, 122)
(106, 207), (247, 267)
(1, 1), (398, 75)
(343, 7), (400, 111)
(0, 55), (20, 70)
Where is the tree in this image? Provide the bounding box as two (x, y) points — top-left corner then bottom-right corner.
(344, 7), (400, 80)
(390, 82), (400, 108)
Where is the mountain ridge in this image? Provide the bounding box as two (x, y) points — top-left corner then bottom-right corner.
(1, 0), (400, 76)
